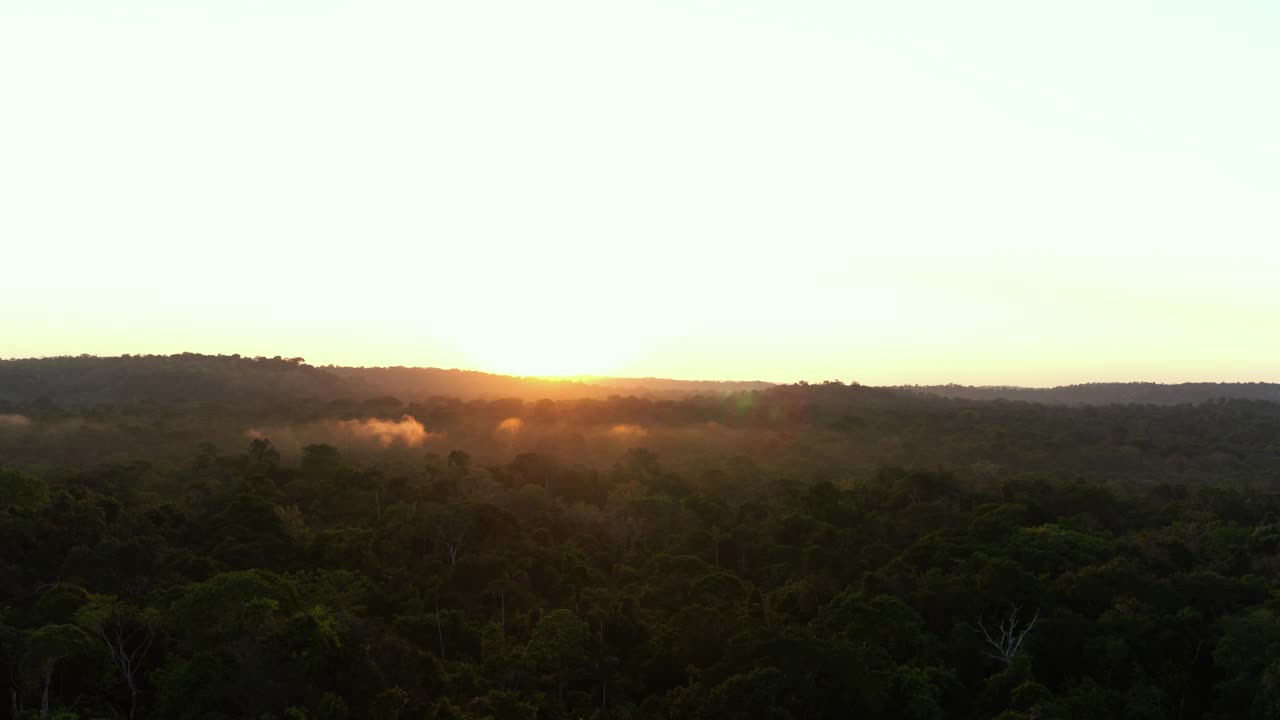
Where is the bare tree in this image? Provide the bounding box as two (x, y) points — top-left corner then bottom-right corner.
(84, 605), (156, 720)
(425, 504), (472, 566)
(434, 589), (447, 660)
(709, 523), (728, 567)
(974, 605), (1039, 665)
(436, 522), (467, 566)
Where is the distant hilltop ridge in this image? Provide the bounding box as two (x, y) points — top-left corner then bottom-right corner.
(0, 353), (773, 405)
(902, 382), (1280, 405)
(323, 364), (773, 401)
(1, 354), (1278, 407)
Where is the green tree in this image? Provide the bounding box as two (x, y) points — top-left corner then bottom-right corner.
(371, 686), (408, 720)
(0, 469), (48, 509)
(527, 609), (592, 705)
(76, 597), (158, 720)
(23, 624), (94, 719)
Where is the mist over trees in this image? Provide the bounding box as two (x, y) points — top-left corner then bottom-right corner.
(2, 355), (1280, 718)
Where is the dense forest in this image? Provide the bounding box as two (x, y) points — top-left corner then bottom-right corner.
(3, 356), (1280, 719)
(0, 355), (771, 406)
(6, 354), (1278, 406)
(906, 383), (1280, 406)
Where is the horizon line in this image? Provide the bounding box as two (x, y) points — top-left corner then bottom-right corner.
(2, 352), (1279, 391)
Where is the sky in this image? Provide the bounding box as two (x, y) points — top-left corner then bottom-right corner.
(2, 1), (1278, 385)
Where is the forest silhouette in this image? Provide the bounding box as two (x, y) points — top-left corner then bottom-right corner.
(3, 354), (1280, 718)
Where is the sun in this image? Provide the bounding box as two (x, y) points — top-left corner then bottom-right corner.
(461, 328), (633, 378)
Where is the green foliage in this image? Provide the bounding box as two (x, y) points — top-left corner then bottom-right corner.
(316, 693), (349, 720)
(23, 623), (94, 671)
(371, 686), (409, 720)
(0, 469), (49, 509)
(33, 584), (91, 625)
(527, 609), (592, 674)
(4, 372), (1280, 719)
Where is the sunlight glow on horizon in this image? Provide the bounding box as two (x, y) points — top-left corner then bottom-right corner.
(3, 2), (1279, 386)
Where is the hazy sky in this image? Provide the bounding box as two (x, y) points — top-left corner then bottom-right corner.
(3, 2), (1278, 385)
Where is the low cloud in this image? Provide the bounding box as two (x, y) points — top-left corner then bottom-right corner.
(0, 414), (109, 437)
(608, 423), (649, 438)
(244, 415), (441, 454)
(335, 415), (437, 448)
(0, 414), (32, 431)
